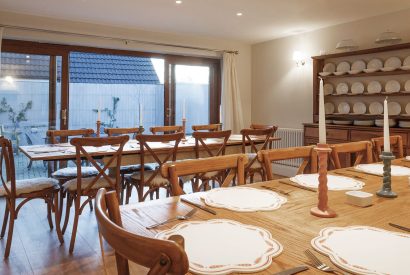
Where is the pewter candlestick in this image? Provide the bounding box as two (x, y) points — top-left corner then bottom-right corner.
(182, 118), (187, 142)
(138, 125), (145, 134)
(96, 120), (101, 137)
(376, 151), (397, 198)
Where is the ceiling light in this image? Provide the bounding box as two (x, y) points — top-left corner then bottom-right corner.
(175, 0), (182, 4)
(236, 12), (243, 16)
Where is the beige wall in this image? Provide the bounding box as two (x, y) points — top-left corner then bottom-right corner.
(252, 8), (410, 129)
(0, 11), (252, 126)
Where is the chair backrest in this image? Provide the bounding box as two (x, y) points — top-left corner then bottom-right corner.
(250, 124), (278, 131)
(135, 133), (183, 194)
(371, 135), (404, 160)
(0, 137), (16, 198)
(150, 125), (183, 135)
(192, 130), (231, 158)
(161, 154), (248, 196)
(191, 124), (222, 132)
(70, 135), (129, 196)
(95, 189), (189, 275)
(47, 129), (95, 144)
(257, 146), (318, 180)
(104, 127), (141, 139)
(330, 141), (373, 169)
(240, 127), (275, 169)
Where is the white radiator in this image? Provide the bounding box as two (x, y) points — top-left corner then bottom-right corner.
(272, 128), (304, 169)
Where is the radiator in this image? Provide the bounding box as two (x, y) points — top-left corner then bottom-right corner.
(272, 128), (304, 168)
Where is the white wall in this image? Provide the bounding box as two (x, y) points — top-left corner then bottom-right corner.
(252, 8), (410, 129)
(0, 11), (252, 127)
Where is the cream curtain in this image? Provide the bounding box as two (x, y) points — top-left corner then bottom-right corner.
(221, 52), (244, 134)
(0, 27), (3, 75)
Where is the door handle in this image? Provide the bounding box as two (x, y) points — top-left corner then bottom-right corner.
(166, 108), (172, 118)
(62, 109), (67, 126)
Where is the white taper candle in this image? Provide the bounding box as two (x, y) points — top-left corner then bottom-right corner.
(139, 102), (143, 126)
(182, 99), (186, 119)
(318, 78), (326, 144)
(383, 98), (390, 152)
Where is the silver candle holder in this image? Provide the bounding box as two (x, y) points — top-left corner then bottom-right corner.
(376, 151), (397, 198)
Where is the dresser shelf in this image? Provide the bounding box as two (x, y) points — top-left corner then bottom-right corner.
(320, 69), (410, 79)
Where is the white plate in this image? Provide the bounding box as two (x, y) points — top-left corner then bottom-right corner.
(384, 80), (401, 93)
(325, 102), (335, 114)
(384, 56), (402, 69)
(319, 72), (332, 77)
(399, 121), (410, 128)
(388, 101), (401, 115)
(401, 65), (410, 71)
(367, 81), (382, 94)
(353, 102), (366, 114)
(337, 102), (350, 114)
(312, 226), (410, 275)
(350, 60), (366, 72)
(403, 56), (410, 66)
(363, 68), (378, 73)
(355, 163), (410, 176)
(406, 103), (410, 114)
(336, 61), (350, 73)
(336, 83), (349, 94)
(156, 219), (283, 275)
(369, 102), (383, 115)
(375, 119), (396, 127)
(367, 58), (383, 71)
(323, 83), (334, 95)
(353, 120), (374, 126)
(332, 120), (353, 125)
(405, 80), (410, 91)
(290, 174), (364, 190)
(381, 67), (396, 72)
(204, 187), (287, 212)
(333, 71), (347, 76)
(347, 70), (361, 75)
(351, 82), (364, 94)
(323, 63), (336, 73)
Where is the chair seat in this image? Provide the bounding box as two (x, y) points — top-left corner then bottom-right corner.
(119, 164), (155, 174)
(247, 153), (262, 169)
(0, 178), (59, 196)
(52, 167), (99, 179)
(131, 170), (169, 187)
(63, 176), (113, 191)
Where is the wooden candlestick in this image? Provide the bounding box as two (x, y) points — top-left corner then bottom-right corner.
(182, 118), (187, 142)
(138, 125), (145, 134)
(310, 143), (337, 218)
(96, 120), (101, 137)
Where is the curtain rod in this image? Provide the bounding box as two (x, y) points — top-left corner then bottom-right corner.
(0, 24), (239, 54)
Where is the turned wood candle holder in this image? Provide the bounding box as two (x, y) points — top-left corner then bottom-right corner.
(138, 125), (145, 134)
(310, 143), (337, 218)
(376, 151), (397, 198)
(96, 120), (101, 137)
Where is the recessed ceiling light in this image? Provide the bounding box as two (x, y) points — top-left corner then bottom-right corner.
(176, 0), (182, 4)
(236, 12), (243, 16)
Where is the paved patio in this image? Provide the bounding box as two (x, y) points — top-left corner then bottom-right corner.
(14, 152), (48, 180)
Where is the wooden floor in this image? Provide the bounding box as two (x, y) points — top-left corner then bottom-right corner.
(0, 175), (284, 275)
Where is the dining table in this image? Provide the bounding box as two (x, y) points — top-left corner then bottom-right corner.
(18, 134), (281, 169)
(119, 159), (410, 274)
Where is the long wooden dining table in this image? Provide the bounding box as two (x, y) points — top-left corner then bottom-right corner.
(119, 159), (410, 274)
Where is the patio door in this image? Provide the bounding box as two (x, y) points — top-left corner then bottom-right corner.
(166, 59), (220, 133)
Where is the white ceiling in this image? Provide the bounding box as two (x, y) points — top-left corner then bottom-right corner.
(1, 0), (410, 43)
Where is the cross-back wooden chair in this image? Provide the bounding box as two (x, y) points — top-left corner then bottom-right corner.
(47, 129), (97, 214)
(104, 127), (153, 204)
(127, 132), (183, 202)
(161, 154), (248, 196)
(330, 141), (373, 169)
(95, 189), (189, 275)
(250, 124), (278, 149)
(191, 123), (222, 132)
(190, 130), (231, 191)
(257, 145), (318, 180)
(0, 137), (63, 258)
(240, 127), (276, 183)
(371, 135), (404, 161)
(150, 125), (183, 135)
(62, 135), (129, 253)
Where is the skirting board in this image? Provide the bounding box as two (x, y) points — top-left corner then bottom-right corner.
(271, 163), (297, 178)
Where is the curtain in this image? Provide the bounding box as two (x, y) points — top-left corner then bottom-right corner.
(221, 52), (244, 134)
(0, 27), (3, 76)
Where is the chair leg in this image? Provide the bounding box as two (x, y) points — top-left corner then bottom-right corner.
(62, 193), (73, 235)
(58, 190), (65, 227)
(155, 188), (159, 199)
(0, 203), (10, 239)
(47, 199), (54, 230)
(125, 183), (132, 204)
(69, 196), (81, 254)
(27, 160), (33, 170)
(54, 192), (64, 244)
(4, 209), (15, 258)
(120, 174), (126, 205)
(88, 201), (93, 212)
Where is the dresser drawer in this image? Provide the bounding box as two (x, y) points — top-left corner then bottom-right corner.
(351, 130), (407, 145)
(305, 127), (348, 141)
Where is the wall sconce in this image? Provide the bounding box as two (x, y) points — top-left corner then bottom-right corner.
(293, 51), (306, 66)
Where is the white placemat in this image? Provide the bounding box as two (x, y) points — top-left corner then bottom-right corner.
(229, 134), (243, 141)
(312, 226), (410, 275)
(65, 145), (111, 153)
(204, 187), (287, 212)
(355, 164), (410, 176)
(290, 174), (364, 190)
(27, 146), (67, 153)
(156, 219), (282, 275)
